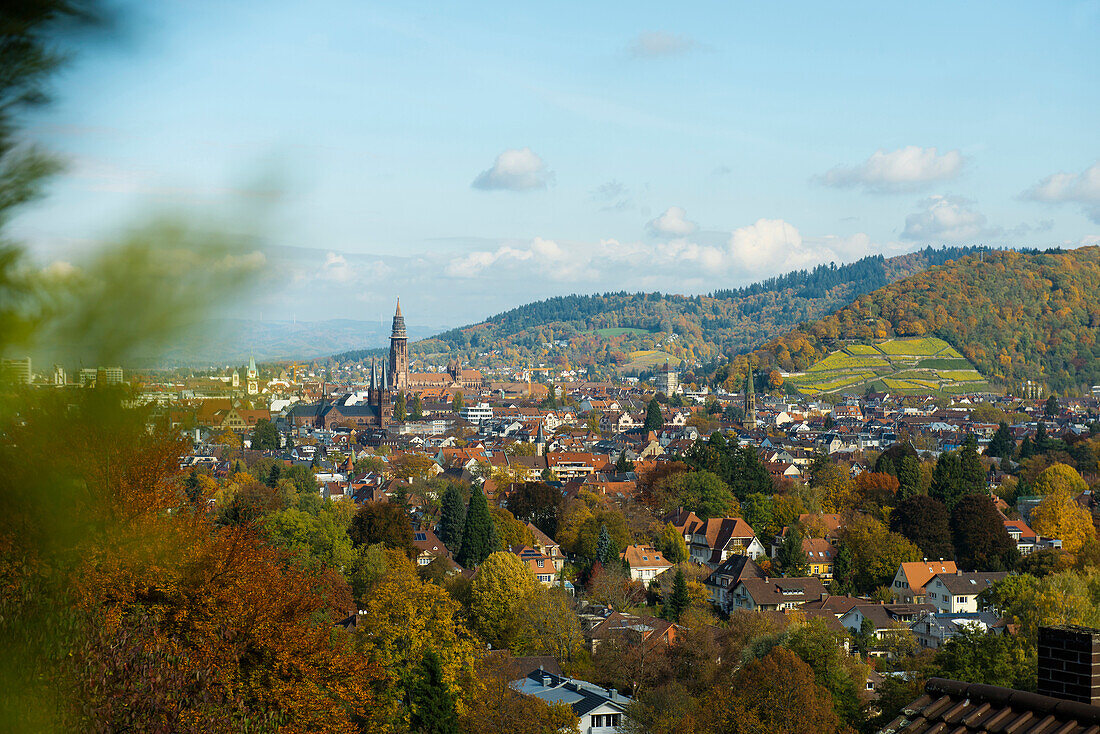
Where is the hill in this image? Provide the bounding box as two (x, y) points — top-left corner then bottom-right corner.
(785, 337), (987, 396)
(332, 247), (979, 376)
(732, 247), (1100, 394)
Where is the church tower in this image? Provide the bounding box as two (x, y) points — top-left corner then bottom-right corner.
(389, 299), (409, 391)
(744, 368), (756, 429)
(246, 354), (259, 396)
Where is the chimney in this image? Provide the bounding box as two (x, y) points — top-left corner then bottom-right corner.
(1037, 625), (1100, 705)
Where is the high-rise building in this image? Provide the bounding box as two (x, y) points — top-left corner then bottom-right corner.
(1, 357), (31, 385)
(389, 299), (409, 391)
(655, 361), (679, 395)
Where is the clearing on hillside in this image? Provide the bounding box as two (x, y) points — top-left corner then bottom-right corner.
(786, 337), (988, 396)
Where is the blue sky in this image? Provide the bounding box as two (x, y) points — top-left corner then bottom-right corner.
(13, 0), (1100, 328)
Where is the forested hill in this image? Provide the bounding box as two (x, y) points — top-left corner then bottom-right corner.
(727, 247), (1100, 394)
(332, 247), (978, 373)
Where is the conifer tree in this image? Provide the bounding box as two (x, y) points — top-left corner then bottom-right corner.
(644, 397), (663, 431)
(959, 435), (985, 495)
(896, 455), (921, 500)
(930, 450), (964, 511)
(666, 568), (690, 622)
(987, 421), (1014, 460)
(1034, 422), (1049, 454)
(1018, 434), (1035, 460)
(596, 523), (611, 565)
(456, 487), (497, 567)
(394, 392), (407, 422)
(437, 485), (466, 552)
(184, 469), (202, 504)
(411, 393), (424, 420)
(776, 527), (809, 577)
(408, 650), (459, 734)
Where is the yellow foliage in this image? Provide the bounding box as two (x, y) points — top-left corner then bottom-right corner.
(1030, 489), (1096, 554)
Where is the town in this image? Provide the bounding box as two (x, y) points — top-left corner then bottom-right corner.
(11, 300), (1099, 732)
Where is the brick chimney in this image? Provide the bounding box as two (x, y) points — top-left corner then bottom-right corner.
(1037, 625), (1100, 705)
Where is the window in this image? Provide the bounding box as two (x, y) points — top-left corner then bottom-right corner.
(536, 559), (544, 568)
(592, 713), (622, 727)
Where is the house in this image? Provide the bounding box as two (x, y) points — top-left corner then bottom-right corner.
(803, 538), (836, 579)
(512, 546), (557, 585)
(1003, 517), (1063, 555)
(666, 510), (766, 568)
(889, 560), (958, 604)
(620, 544), (674, 582)
(587, 612), (678, 653)
(511, 669), (631, 733)
(729, 577), (828, 611)
(924, 571), (1008, 614)
(411, 528), (449, 566)
(840, 603), (934, 656)
(910, 610), (1006, 650)
(704, 555), (765, 612)
(525, 522), (566, 572)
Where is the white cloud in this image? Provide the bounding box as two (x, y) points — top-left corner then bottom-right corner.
(628, 31), (698, 58)
(727, 218), (815, 272)
(647, 206), (698, 237)
(445, 237), (582, 280)
(901, 195), (988, 242)
(1023, 161), (1100, 223)
(322, 251), (354, 282)
(471, 148), (553, 191)
(817, 146), (964, 193)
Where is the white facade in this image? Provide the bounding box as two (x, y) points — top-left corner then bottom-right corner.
(460, 402), (493, 425)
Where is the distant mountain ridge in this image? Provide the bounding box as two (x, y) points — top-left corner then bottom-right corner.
(329, 247), (981, 373)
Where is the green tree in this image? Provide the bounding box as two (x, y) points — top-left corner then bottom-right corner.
(468, 551), (538, 648)
(409, 650), (460, 734)
(930, 450), (965, 511)
(184, 469), (203, 505)
(452, 391), (464, 413)
(457, 487), (498, 567)
(437, 485), (467, 552)
(894, 454), (921, 500)
(987, 422), (1014, 460)
(411, 393), (425, 420)
(891, 494), (953, 561)
(837, 515), (922, 594)
(784, 619), (867, 728)
(950, 494), (1017, 570)
(658, 522), (688, 564)
(615, 452), (634, 473)
(666, 470), (735, 519)
(959, 434), (985, 495)
(776, 527), (809, 577)
(932, 626), (1034, 690)
(644, 397), (663, 431)
(350, 501), (414, 557)
(394, 392), (407, 422)
(505, 482), (563, 537)
(665, 568), (689, 622)
(1045, 394), (1059, 418)
(250, 418), (280, 451)
(595, 523), (613, 565)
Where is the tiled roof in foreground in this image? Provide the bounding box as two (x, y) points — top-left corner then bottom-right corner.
(882, 677), (1100, 734)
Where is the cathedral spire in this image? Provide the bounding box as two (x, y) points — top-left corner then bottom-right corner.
(390, 298), (406, 339)
(370, 357), (376, 391)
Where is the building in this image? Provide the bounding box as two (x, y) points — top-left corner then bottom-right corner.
(924, 571), (1008, 614)
(890, 560), (958, 604)
(389, 299), (409, 391)
(620, 544), (674, 582)
(512, 546), (557, 585)
(744, 368), (757, 428)
(655, 362), (679, 395)
(666, 510), (767, 568)
(246, 355), (258, 395)
(1, 357), (31, 385)
(729, 576), (827, 611)
(460, 402), (493, 425)
(511, 669), (631, 732)
(704, 555), (766, 612)
(803, 538), (836, 578)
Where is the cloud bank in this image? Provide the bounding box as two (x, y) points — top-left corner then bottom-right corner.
(817, 146), (964, 193)
(1023, 161), (1100, 223)
(471, 148), (554, 191)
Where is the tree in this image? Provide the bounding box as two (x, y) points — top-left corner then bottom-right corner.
(411, 393), (425, 420)
(468, 552), (538, 648)
(959, 434), (985, 495)
(1045, 394), (1059, 418)
(644, 397), (663, 431)
(1034, 422), (1050, 454)
(506, 482), (564, 537)
(391, 454), (436, 481)
(875, 442), (918, 475)
(933, 626), (1034, 691)
(891, 495), (954, 561)
(452, 391), (464, 413)
(896, 454), (922, 500)
(615, 452), (634, 473)
(784, 619), (867, 727)
(409, 650), (460, 734)
(665, 568), (690, 622)
(658, 522), (688, 564)
(930, 450), (966, 511)
(250, 418), (280, 450)
(1031, 462), (1088, 497)
(490, 507), (531, 549)
(664, 470), (735, 519)
(775, 527), (809, 577)
(1030, 488), (1096, 553)
(595, 523), (615, 565)
(394, 392), (407, 422)
(837, 515), (922, 594)
(350, 501), (415, 556)
(689, 647), (845, 734)
(987, 421), (1014, 460)
(438, 485), (467, 552)
(950, 494), (1017, 570)
(457, 487), (498, 567)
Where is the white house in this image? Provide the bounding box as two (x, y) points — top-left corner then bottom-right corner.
(620, 544), (674, 582)
(924, 571), (1008, 614)
(511, 669), (631, 733)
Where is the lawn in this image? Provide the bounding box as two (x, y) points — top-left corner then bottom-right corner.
(875, 337), (947, 356)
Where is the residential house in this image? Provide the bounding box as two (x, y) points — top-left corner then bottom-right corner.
(412, 528), (449, 567)
(620, 544), (674, 582)
(666, 510), (767, 568)
(704, 555), (765, 612)
(924, 571), (1008, 614)
(587, 612), (679, 654)
(803, 538), (836, 579)
(729, 577), (828, 611)
(512, 546), (557, 585)
(525, 522), (566, 572)
(889, 560), (958, 604)
(910, 610), (1006, 650)
(840, 603), (935, 656)
(511, 670), (630, 733)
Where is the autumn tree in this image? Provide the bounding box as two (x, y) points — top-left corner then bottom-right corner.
(837, 515), (922, 594)
(950, 494), (1017, 570)
(350, 501), (415, 557)
(1031, 462), (1088, 497)
(468, 551), (538, 648)
(249, 418), (280, 450)
(1030, 488), (1096, 553)
(490, 506), (532, 549)
(658, 522), (688, 563)
(506, 481), (564, 537)
(392, 453), (436, 481)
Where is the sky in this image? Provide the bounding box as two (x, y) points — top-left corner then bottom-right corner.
(13, 0), (1100, 330)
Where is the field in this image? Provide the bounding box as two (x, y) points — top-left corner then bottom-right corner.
(590, 327), (654, 337)
(786, 338), (989, 396)
(623, 349), (678, 370)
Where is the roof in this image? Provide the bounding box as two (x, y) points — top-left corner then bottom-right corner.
(899, 560), (959, 592)
(621, 544), (673, 570)
(511, 669), (630, 717)
(885, 677), (1100, 733)
(705, 554), (766, 588)
(736, 577), (828, 606)
(930, 571), (1009, 595)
